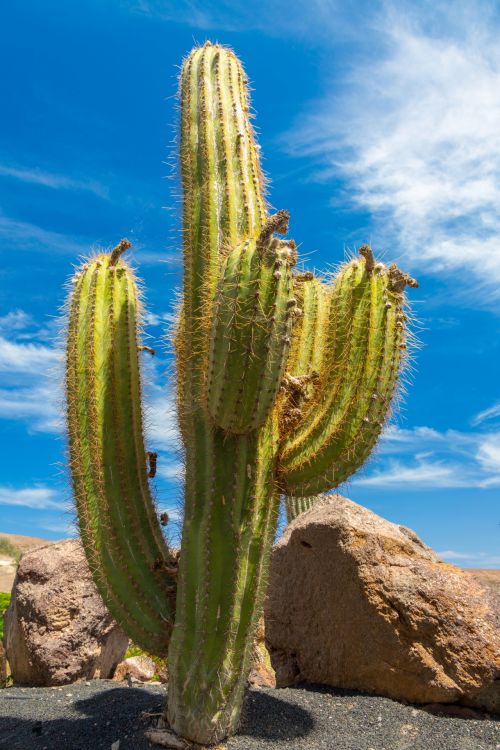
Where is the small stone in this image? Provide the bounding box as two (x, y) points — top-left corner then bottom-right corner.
(144, 729), (189, 748)
(113, 655), (156, 683)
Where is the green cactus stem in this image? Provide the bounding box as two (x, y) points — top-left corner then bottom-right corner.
(167, 43), (284, 744)
(207, 225), (296, 434)
(65, 40), (419, 748)
(65, 241), (176, 655)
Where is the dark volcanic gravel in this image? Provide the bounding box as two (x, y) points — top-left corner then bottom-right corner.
(0, 681), (498, 750)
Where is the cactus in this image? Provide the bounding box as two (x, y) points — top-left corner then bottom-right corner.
(65, 42), (418, 745)
(278, 246), (417, 497)
(66, 241), (177, 655)
(285, 495), (323, 524)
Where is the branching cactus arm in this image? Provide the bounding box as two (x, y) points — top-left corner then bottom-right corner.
(279, 247), (417, 497)
(66, 242), (176, 655)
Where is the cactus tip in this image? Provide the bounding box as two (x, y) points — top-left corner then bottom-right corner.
(359, 244), (375, 272)
(388, 263), (419, 292)
(257, 210), (290, 247)
(109, 238), (132, 266)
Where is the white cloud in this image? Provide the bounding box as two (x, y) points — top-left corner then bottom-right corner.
(472, 402), (500, 426)
(439, 550), (500, 566)
(156, 461), (184, 481)
(128, 0), (350, 38)
(0, 163), (108, 198)
(0, 485), (66, 510)
(40, 520), (76, 536)
(0, 335), (61, 373)
(354, 458), (469, 489)
(0, 310), (34, 332)
(0, 383), (62, 434)
(0, 213), (88, 255)
(352, 419), (500, 490)
(286, 2), (500, 300)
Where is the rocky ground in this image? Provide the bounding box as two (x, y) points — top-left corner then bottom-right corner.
(0, 680), (498, 750)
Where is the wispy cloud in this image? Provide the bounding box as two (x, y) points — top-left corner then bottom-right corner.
(0, 213), (88, 256)
(472, 402), (500, 426)
(0, 383), (62, 434)
(128, 0), (352, 38)
(0, 163), (108, 199)
(352, 415), (500, 490)
(0, 311), (63, 433)
(354, 457), (470, 489)
(286, 1), (500, 301)
(439, 550), (500, 566)
(0, 335), (61, 373)
(0, 485), (66, 510)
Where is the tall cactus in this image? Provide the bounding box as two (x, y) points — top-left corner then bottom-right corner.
(65, 42), (418, 745)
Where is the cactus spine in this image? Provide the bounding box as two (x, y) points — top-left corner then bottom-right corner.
(65, 42), (418, 746)
(66, 242), (176, 655)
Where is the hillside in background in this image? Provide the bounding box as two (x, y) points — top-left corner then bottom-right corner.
(0, 533), (59, 592)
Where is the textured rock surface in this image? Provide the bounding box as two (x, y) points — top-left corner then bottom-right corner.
(265, 495), (500, 712)
(3, 539), (128, 686)
(0, 641), (7, 685)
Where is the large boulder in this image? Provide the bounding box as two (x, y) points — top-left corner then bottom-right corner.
(265, 495), (500, 712)
(3, 538), (128, 685)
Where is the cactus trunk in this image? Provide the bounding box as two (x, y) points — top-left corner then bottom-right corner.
(167, 43), (281, 744)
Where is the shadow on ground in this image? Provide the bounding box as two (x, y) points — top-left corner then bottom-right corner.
(0, 683), (314, 750)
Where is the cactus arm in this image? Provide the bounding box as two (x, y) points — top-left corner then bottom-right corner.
(279, 273), (329, 435)
(207, 230), (296, 433)
(279, 249), (414, 496)
(66, 245), (176, 655)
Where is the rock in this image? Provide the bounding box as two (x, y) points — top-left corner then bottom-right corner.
(113, 655), (156, 683)
(265, 495), (500, 712)
(0, 642), (7, 685)
(3, 539), (128, 685)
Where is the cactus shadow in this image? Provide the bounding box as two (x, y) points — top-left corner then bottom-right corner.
(0, 685), (165, 750)
(238, 688), (314, 740)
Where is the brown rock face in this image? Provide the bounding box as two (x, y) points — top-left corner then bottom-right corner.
(3, 539), (128, 686)
(265, 495), (500, 712)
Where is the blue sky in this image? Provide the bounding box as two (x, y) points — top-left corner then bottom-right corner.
(0, 0), (499, 567)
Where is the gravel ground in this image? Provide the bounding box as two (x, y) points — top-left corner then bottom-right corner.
(0, 681), (498, 750)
